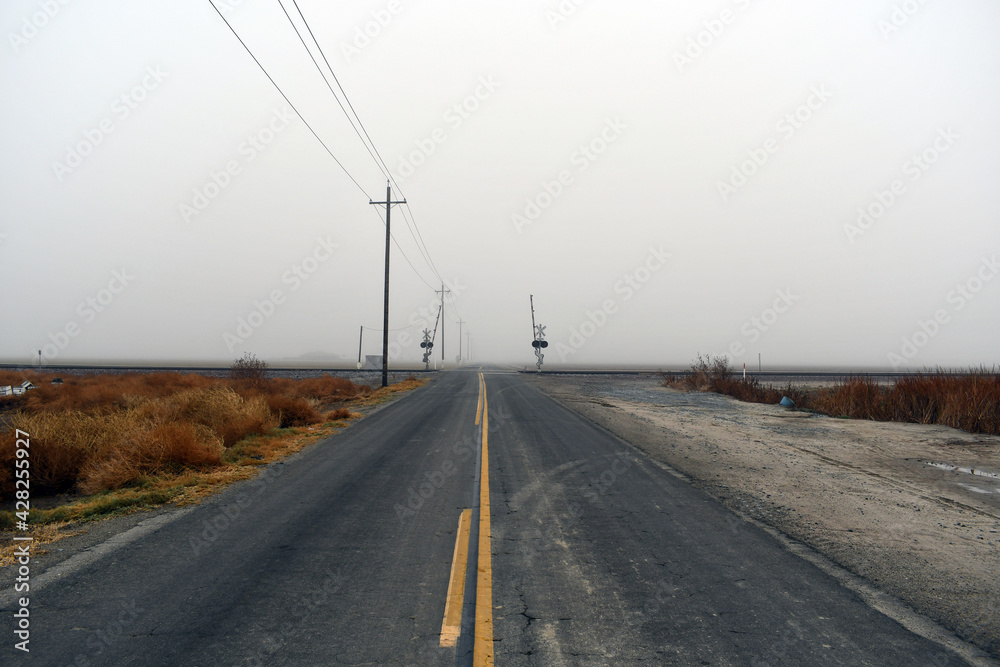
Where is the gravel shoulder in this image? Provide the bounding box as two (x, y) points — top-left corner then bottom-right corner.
(527, 373), (1000, 659)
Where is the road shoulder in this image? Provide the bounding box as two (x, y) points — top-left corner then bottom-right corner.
(527, 372), (1000, 663)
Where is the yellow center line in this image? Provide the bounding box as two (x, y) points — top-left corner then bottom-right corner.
(474, 373), (494, 666)
(476, 372), (484, 426)
(440, 509), (472, 647)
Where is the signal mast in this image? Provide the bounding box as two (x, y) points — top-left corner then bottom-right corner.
(530, 295), (548, 371)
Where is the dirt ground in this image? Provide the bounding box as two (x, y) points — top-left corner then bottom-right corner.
(528, 373), (1000, 659)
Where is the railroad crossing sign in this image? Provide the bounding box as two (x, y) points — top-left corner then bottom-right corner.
(420, 328), (434, 368)
(530, 296), (547, 371)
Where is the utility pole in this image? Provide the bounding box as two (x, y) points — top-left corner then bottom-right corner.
(435, 283), (451, 362)
(357, 326), (364, 369)
(456, 319), (464, 363)
(370, 181), (405, 388)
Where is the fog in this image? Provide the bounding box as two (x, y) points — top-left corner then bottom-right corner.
(2, 0), (999, 370)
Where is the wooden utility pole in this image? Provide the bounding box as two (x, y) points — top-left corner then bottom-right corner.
(370, 182), (405, 387)
(456, 319), (464, 363)
(435, 283), (451, 362)
(357, 326), (364, 368)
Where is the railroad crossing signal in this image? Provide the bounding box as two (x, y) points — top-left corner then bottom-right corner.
(530, 295), (547, 371)
(420, 306), (443, 370)
(420, 328), (434, 368)
(532, 323), (548, 369)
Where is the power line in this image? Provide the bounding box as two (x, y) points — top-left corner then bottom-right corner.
(360, 321), (423, 333)
(275, 2), (441, 289)
(370, 206), (439, 291)
(287, 0), (445, 285)
(278, 0), (389, 180)
(211, 1), (438, 292)
(209, 0), (371, 199)
(289, 0), (390, 176)
(398, 202), (444, 281)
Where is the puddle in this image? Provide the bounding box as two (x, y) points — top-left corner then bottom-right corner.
(924, 461), (1000, 480)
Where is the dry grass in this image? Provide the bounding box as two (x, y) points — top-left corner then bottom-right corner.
(267, 375), (370, 402)
(0, 522), (83, 568)
(0, 387), (273, 496)
(6, 371), (215, 413)
(664, 358), (1000, 436)
(265, 394), (322, 428)
(809, 370), (1000, 434)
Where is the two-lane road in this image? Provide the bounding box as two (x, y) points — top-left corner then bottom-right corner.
(3, 370), (980, 665)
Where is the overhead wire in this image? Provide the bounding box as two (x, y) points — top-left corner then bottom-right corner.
(273, 0), (441, 291)
(209, 0), (371, 200)
(212, 0), (440, 292)
(373, 206), (440, 292)
(360, 321), (424, 333)
(286, 0), (446, 284)
(277, 0), (389, 181)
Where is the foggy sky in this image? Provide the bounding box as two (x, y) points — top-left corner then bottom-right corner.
(2, 0), (999, 370)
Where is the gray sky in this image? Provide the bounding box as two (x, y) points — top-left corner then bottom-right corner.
(2, 0), (999, 370)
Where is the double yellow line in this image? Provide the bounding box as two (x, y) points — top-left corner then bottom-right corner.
(440, 373), (493, 665)
(475, 372), (493, 665)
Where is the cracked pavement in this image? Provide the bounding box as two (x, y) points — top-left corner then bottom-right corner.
(1, 370), (985, 665)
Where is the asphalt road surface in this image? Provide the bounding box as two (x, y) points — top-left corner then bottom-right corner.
(2, 370), (980, 665)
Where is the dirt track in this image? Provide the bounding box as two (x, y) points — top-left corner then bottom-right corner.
(528, 373), (1000, 659)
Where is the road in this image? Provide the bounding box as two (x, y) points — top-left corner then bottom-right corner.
(2, 370), (979, 665)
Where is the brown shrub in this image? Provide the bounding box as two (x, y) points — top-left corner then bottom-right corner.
(0, 371), (372, 497)
(684, 354), (722, 391)
(0, 386), (274, 496)
(663, 356), (804, 406)
(167, 387), (277, 447)
(78, 422), (222, 494)
(807, 369), (1000, 435)
(230, 352), (270, 392)
(0, 410), (147, 495)
(266, 394), (322, 428)
(327, 408), (352, 421)
(18, 373), (214, 414)
(710, 376), (803, 406)
(266, 375), (369, 402)
(668, 360), (1000, 436)
(809, 376), (887, 420)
